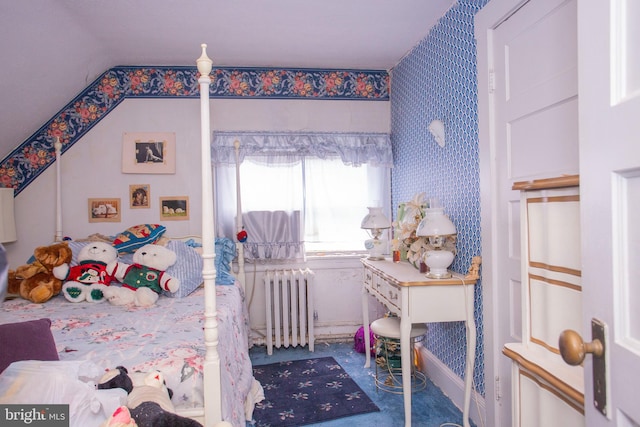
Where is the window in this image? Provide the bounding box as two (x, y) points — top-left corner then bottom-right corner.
(239, 156), (390, 253)
(212, 131), (393, 258)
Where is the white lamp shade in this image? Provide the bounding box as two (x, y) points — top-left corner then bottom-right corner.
(416, 207), (456, 237)
(0, 188), (17, 243)
(360, 207), (391, 230)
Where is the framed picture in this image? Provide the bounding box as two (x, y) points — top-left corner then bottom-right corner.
(129, 184), (150, 209)
(88, 198), (121, 223)
(160, 196), (189, 221)
(122, 132), (176, 174)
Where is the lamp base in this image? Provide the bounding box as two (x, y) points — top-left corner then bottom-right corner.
(424, 250), (455, 279)
(426, 269), (452, 279)
(365, 237), (386, 261)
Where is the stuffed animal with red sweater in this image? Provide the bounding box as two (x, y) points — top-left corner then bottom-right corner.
(104, 244), (180, 307)
(53, 241), (118, 303)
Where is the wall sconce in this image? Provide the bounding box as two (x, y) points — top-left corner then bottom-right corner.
(361, 207), (391, 260)
(428, 119), (445, 148)
(416, 205), (456, 278)
(0, 188), (17, 243)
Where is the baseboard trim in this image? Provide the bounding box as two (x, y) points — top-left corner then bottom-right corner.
(418, 344), (486, 426)
(250, 332), (354, 348)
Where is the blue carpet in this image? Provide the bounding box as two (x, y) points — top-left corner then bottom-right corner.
(248, 341), (475, 427)
(252, 356), (379, 426)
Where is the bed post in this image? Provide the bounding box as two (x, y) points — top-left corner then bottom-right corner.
(197, 44), (222, 427)
(54, 137), (63, 242)
(233, 140), (246, 290)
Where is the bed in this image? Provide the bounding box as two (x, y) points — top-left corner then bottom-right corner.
(0, 45), (257, 427)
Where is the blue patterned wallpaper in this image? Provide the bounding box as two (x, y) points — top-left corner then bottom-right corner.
(390, 0), (488, 395)
(0, 66), (388, 195)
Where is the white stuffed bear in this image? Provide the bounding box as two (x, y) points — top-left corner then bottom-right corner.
(104, 244), (180, 307)
(53, 241), (118, 303)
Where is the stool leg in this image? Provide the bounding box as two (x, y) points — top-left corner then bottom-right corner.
(374, 336), (380, 393)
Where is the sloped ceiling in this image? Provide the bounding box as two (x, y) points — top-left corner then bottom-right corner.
(0, 0), (454, 160)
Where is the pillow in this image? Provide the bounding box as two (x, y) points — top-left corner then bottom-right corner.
(160, 238), (238, 297)
(0, 318), (59, 373)
(162, 239), (204, 298)
(67, 241), (90, 265)
(112, 224), (166, 254)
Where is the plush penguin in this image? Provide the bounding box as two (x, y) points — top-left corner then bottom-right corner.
(98, 366), (201, 427)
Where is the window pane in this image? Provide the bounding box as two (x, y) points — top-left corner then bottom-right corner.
(240, 159), (303, 212)
(304, 158), (387, 252)
(235, 156), (389, 253)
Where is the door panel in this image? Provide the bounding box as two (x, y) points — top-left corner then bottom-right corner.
(509, 98), (579, 179)
(617, 173), (640, 341)
(503, 2), (577, 102)
(578, 0), (640, 425)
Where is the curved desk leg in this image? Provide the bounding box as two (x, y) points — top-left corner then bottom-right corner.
(463, 285), (477, 427)
(362, 284), (371, 369)
(401, 316), (412, 427)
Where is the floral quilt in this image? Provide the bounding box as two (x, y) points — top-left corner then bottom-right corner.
(0, 283), (254, 427)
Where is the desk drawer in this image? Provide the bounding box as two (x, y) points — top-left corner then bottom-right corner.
(363, 268), (374, 290)
(370, 274), (401, 311)
(364, 267), (402, 312)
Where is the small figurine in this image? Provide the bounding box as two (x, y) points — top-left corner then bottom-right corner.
(465, 256), (482, 280)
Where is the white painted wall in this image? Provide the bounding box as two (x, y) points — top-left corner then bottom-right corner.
(5, 96), (389, 339)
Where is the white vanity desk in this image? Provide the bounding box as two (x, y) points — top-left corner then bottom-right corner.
(361, 257), (478, 427)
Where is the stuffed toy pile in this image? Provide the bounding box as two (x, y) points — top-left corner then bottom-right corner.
(7, 242), (73, 303)
(98, 366), (201, 427)
(53, 241), (118, 303)
(104, 244), (180, 307)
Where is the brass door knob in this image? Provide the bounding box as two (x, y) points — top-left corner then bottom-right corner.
(558, 329), (604, 366)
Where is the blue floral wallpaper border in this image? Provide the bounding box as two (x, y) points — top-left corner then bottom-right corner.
(0, 66), (389, 195)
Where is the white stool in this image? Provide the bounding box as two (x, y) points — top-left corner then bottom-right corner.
(370, 316), (427, 394)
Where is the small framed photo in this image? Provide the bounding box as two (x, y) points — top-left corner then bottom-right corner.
(122, 132), (176, 174)
(160, 196), (189, 221)
(88, 198), (121, 223)
(129, 184), (150, 209)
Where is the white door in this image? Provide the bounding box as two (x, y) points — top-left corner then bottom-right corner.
(476, 0), (578, 425)
(577, 1), (640, 425)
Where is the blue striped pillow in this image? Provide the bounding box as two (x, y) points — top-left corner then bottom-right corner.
(161, 238), (236, 297)
(162, 240), (203, 298)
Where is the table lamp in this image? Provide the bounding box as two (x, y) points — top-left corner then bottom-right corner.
(416, 206), (456, 278)
(361, 207), (391, 260)
(0, 188), (17, 243)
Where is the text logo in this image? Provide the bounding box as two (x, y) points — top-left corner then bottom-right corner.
(1, 405), (69, 426)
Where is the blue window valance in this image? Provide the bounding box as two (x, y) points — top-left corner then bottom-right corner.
(211, 131), (393, 167)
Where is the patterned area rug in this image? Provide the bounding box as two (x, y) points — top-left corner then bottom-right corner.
(252, 356), (380, 427)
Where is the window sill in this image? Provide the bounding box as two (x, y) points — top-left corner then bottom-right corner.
(305, 251), (368, 260)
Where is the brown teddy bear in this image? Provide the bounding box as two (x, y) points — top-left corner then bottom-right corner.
(7, 242), (73, 303)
